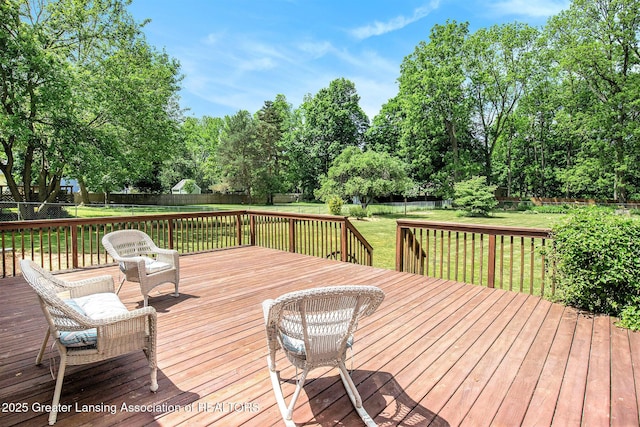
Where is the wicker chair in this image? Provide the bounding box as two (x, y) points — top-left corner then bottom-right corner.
(20, 259), (158, 425)
(102, 230), (179, 307)
(263, 285), (385, 426)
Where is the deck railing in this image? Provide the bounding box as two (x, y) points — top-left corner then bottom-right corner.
(396, 220), (554, 297)
(0, 210), (372, 277)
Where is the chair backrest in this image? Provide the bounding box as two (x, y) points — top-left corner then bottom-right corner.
(102, 230), (156, 258)
(269, 286), (384, 366)
(20, 259), (87, 334)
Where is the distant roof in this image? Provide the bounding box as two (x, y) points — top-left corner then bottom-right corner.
(172, 179), (200, 190)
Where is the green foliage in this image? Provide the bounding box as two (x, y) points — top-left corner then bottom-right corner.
(326, 195), (344, 216)
(453, 176), (498, 216)
(315, 147), (414, 208)
(292, 78), (369, 196)
(551, 209), (640, 329)
(1, 0), (182, 214)
(619, 299), (640, 331)
(182, 180), (197, 194)
(217, 110), (260, 201)
(348, 205), (369, 220)
(531, 204), (572, 214)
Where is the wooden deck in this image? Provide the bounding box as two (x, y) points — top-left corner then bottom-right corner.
(1, 246), (639, 426)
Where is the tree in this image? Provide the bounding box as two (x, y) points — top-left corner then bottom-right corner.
(464, 22), (540, 183)
(292, 78), (369, 196)
(547, 0), (640, 201)
(217, 110), (259, 201)
(398, 21), (473, 189)
(161, 116), (223, 192)
(365, 96), (403, 155)
(0, 0), (182, 216)
(254, 95), (291, 204)
(453, 176), (498, 217)
(315, 147), (413, 208)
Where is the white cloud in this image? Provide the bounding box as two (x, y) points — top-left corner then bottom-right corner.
(487, 0), (570, 18)
(296, 41), (334, 59)
(350, 0), (441, 40)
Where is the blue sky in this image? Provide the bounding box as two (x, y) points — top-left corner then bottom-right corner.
(128, 0), (570, 120)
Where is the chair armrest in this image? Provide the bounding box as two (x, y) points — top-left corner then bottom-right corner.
(118, 256), (152, 281)
(262, 299), (280, 352)
(84, 306), (157, 329)
(155, 248), (179, 267)
(262, 299), (275, 323)
(65, 275), (116, 298)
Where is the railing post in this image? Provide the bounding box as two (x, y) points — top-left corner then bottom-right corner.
(288, 218), (296, 253)
(487, 234), (496, 288)
(396, 226), (404, 272)
(341, 219), (348, 262)
(250, 214), (256, 246)
(236, 214), (243, 246)
(167, 219), (174, 250)
(71, 225), (79, 269)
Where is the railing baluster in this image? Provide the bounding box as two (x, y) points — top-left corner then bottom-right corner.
(0, 210), (372, 276)
(396, 220), (552, 297)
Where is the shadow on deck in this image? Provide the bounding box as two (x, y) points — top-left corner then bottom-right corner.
(1, 246), (638, 426)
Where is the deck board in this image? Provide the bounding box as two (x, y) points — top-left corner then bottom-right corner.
(1, 246), (639, 426)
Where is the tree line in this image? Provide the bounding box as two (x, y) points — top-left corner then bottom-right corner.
(162, 0), (640, 204)
(2, 0), (639, 219)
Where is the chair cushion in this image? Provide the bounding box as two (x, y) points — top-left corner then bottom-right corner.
(58, 293), (129, 347)
(280, 333), (353, 356)
(119, 256), (171, 274)
(73, 292), (129, 319)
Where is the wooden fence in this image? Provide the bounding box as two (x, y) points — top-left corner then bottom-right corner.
(396, 220), (554, 297)
(0, 210), (372, 277)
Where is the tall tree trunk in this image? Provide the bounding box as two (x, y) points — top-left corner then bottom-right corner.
(78, 177), (91, 204)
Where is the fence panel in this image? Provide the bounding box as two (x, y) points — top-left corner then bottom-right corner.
(396, 220), (552, 297)
(1, 211), (371, 277)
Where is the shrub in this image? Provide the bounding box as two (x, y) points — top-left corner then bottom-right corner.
(550, 208), (640, 330)
(453, 176), (497, 217)
(532, 204), (571, 214)
(349, 205), (369, 220)
(326, 195), (344, 216)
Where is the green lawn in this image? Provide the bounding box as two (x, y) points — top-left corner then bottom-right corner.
(69, 203), (566, 271)
(348, 210), (564, 270)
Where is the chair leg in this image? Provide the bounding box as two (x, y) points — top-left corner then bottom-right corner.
(36, 329), (50, 365)
(48, 352), (67, 425)
(338, 361), (377, 427)
(286, 368), (308, 420)
(150, 365), (158, 392)
(172, 282), (179, 298)
(116, 276), (126, 294)
(266, 357), (300, 427)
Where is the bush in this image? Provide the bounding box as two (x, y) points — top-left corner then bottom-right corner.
(550, 208), (640, 330)
(349, 205), (369, 220)
(453, 176), (497, 217)
(532, 204), (571, 214)
(326, 195), (344, 216)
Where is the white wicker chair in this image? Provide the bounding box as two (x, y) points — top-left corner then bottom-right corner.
(263, 285), (385, 426)
(20, 259), (158, 425)
(102, 230), (179, 307)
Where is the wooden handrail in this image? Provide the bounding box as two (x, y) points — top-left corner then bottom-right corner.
(396, 219), (551, 238)
(397, 220), (553, 297)
(0, 210), (373, 277)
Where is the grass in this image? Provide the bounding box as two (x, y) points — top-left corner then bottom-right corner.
(348, 209), (564, 270)
(68, 203), (566, 271)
